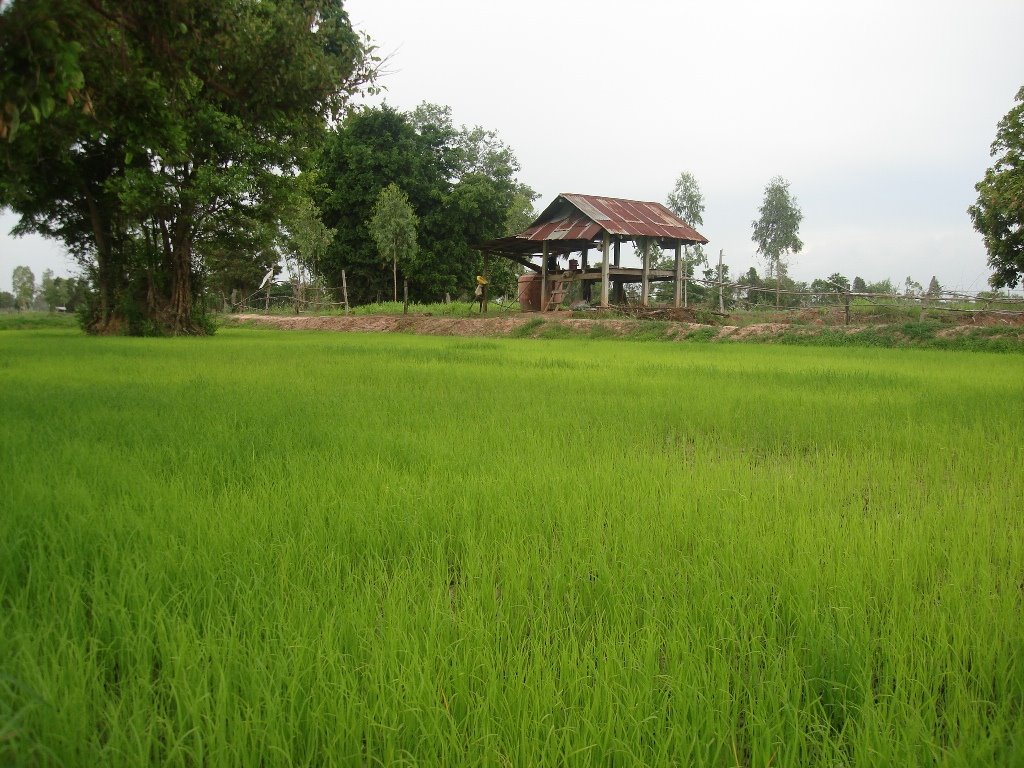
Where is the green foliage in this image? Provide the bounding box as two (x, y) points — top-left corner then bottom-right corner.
(852, 276), (868, 293)
(0, 292), (14, 310)
(810, 273), (849, 304)
(751, 176), (803, 287)
(682, 326), (717, 342)
(969, 85), (1024, 288)
(317, 103), (536, 304)
(347, 300), (504, 317)
(0, 0), (378, 334)
(665, 170), (706, 267)
(865, 277), (897, 295)
(509, 317), (546, 337)
(10, 265), (34, 309)
(367, 183), (419, 302)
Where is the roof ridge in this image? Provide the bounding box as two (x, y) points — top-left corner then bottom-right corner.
(560, 192), (672, 208)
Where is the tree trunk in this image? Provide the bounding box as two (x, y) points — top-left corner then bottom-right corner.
(393, 254), (398, 303)
(159, 216), (204, 335)
(83, 186), (118, 332)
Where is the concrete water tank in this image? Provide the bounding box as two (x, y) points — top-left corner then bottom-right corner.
(517, 273), (542, 312)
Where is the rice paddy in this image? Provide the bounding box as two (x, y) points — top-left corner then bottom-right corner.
(1, 327), (1022, 766)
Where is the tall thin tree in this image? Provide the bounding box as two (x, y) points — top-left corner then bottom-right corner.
(666, 171), (706, 307)
(752, 176), (803, 307)
(368, 184), (419, 303)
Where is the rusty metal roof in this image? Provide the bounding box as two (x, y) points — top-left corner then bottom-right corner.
(520, 193), (708, 244)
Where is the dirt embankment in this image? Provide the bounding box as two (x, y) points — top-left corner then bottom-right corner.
(229, 313), (731, 338)
(224, 313), (1024, 350)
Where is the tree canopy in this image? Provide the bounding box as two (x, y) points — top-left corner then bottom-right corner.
(968, 85), (1024, 289)
(662, 171), (707, 306)
(752, 176), (803, 305)
(316, 103), (536, 304)
(0, 0), (378, 334)
(11, 265), (35, 310)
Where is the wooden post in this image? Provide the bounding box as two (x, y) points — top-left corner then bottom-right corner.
(482, 253), (489, 314)
(341, 269), (350, 315)
(718, 249), (725, 314)
(673, 241), (682, 308)
(541, 241), (549, 312)
(600, 232), (610, 308)
(683, 246), (689, 308)
(844, 290), (850, 325)
(613, 237), (620, 267)
(640, 237), (650, 307)
(403, 279), (409, 314)
(581, 248), (591, 302)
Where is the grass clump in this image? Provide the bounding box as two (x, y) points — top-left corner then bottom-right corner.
(0, 312), (80, 331)
(509, 316), (546, 337)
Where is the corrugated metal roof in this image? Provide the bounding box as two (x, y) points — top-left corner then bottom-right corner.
(519, 193), (708, 244)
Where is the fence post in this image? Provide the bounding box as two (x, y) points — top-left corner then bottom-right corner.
(844, 290), (850, 325)
(341, 270), (350, 315)
(403, 279), (409, 315)
(718, 249), (725, 313)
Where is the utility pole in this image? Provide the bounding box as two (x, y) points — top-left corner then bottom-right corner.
(718, 249), (725, 313)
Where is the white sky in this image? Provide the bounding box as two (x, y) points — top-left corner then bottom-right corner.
(4, 0), (1023, 293)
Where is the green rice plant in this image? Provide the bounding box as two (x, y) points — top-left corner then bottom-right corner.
(1, 329), (1022, 766)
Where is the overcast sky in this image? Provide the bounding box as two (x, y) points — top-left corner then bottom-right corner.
(4, 0), (1023, 293)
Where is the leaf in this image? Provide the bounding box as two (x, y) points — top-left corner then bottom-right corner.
(29, 104), (40, 123)
(125, 151), (134, 164)
(40, 95), (56, 118)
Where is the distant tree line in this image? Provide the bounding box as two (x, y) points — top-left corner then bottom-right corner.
(3, 266), (88, 311)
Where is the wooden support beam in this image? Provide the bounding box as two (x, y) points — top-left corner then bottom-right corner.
(581, 248), (591, 302)
(600, 233), (610, 308)
(541, 241), (548, 312)
(673, 241), (682, 308)
(613, 237), (621, 267)
(640, 237), (650, 307)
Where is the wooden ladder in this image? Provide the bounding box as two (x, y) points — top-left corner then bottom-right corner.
(545, 278), (567, 312)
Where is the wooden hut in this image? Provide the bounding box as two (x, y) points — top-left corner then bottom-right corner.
(478, 193), (708, 311)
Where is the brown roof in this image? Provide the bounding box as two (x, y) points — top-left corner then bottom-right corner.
(479, 193), (708, 255)
(523, 193), (708, 243)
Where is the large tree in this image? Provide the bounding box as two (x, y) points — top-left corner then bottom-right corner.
(317, 103), (536, 304)
(0, 0), (377, 334)
(752, 176), (803, 307)
(968, 86), (1024, 289)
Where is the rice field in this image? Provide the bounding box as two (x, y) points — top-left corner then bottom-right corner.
(1, 327), (1022, 766)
